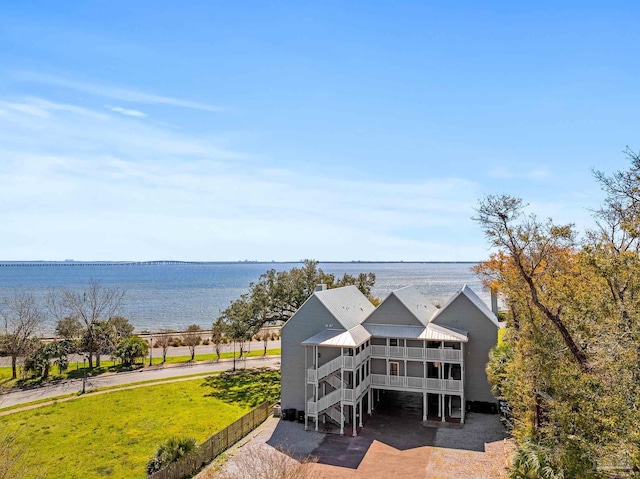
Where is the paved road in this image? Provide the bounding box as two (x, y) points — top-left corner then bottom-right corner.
(0, 340), (281, 367)
(0, 355), (281, 409)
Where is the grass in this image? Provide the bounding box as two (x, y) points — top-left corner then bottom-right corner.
(0, 369), (281, 479)
(0, 348), (281, 390)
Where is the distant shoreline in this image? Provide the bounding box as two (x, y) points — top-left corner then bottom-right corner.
(0, 260), (480, 267)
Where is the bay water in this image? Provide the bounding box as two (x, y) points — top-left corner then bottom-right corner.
(0, 262), (484, 335)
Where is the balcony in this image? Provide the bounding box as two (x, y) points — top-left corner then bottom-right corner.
(307, 346), (371, 383)
(370, 374), (462, 393)
(370, 345), (462, 362)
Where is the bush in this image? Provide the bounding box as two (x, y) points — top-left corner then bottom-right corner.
(146, 437), (199, 474)
(113, 337), (149, 367)
(170, 338), (183, 347)
(201, 339), (210, 345)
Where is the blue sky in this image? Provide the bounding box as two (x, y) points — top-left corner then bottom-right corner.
(1, 2), (639, 261)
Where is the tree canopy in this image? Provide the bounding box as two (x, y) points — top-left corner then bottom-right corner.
(475, 149), (640, 477)
(216, 259), (377, 338)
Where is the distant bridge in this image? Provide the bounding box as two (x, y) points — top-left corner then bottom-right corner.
(0, 260), (214, 267)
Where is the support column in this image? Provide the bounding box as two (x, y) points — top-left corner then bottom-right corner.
(315, 345), (319, 431)
(340, 402), (344, 435)
(352, 405), (357, 437)
(423, 392), (427, 421)
(461, 394), (465, 424)
(305, 345), (308, 431)
(461, 342), (465, 424)
(441, 394), (445, 422)
(368, 388), (372, 414)
(359, 399), (363, 427)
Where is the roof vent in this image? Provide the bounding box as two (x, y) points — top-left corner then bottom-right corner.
(315, 284), (328, 292)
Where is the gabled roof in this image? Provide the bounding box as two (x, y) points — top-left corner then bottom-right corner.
(431, 284), (500, 328)
(387, 285), (439, 326)
(314, 285), (376, 330)
(365, 285), (438, 327)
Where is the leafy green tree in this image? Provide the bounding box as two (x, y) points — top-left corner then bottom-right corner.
(211, 318), (225, 361)
(146, 436), (199, 474)
(24, 340), (75, 379)
(182, 324), (202, 361)
(54, 317), (83, 340)
(216, 260), (376, 361)
(112, 336), (149, 367)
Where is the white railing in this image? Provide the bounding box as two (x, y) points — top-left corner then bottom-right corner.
(325, 405), (344, 425)
(371, 345), (386, 356)
(324, 372), (346, 391)
(317, 388), (342, 412)
(370, 374), (463, 392)
(307, 400), (317, 415)
(355, 346), (370, 365)
(317, 356), (343, 381)
(370, 346), (462, 362)
(307, 369), (317, 383)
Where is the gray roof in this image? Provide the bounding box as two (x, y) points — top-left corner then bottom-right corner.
(364, 323), (468, 342)
(314, 285), (376, 330)
(303, 324), (370, 347)
(431, 284), (500, 328)
(387, 285), (439, 326)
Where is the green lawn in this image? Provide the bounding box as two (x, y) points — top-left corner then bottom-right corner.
(0, 348), (281, 389)
(0, 370), (281, 479)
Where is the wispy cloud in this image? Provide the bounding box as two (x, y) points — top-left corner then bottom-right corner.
(10, 70), (223, 112)
(0, 94), (490, 261)
(107, 105), (147, 118)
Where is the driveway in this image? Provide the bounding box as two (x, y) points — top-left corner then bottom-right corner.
(211, 405), (511, 478)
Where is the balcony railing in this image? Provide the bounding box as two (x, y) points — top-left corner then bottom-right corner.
(307, 346), (371, 383)
(370, 374), (463, 392)
(370, 345), (462, 362)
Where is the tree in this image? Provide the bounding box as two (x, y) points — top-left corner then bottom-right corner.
(24, 340), (74, 379)
(260, 330), (270, 356)
(54, 317), (83, 340)
(222, 260), (377, 333)
(108, 316), (134, 341)
(0, 292), (43, 379)
(182, 324), (202, 361)
(473, 151), (640, 476)
(155, 330), (173, 363)
(211, 319), (225, 361)
(113, 336), (149, 367)
(47, 281), (125, 369)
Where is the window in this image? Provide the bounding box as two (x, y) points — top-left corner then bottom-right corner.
(389, 338), (398, 347)
(389, 361), (399, 376)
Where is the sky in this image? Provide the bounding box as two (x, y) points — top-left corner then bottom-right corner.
(1, 1), (639, 262)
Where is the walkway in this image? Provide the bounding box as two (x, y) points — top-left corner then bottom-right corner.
(0, 355), (280, 409)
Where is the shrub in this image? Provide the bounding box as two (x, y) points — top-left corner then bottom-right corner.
(146, 437), (199, 474)
(113, 336), (149, 367)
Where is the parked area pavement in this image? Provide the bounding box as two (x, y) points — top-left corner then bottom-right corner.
(207, 391), (512, 479)
(0, 355), (280, 410)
